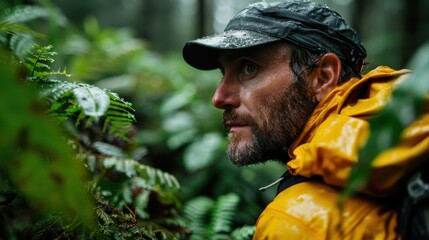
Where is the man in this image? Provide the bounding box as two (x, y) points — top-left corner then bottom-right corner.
(183, 1), (429, 239)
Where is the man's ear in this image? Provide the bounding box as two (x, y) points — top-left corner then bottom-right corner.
(307, 53), (341, 102)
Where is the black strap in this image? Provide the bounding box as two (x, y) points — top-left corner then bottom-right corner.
(276, 171), (310, 196)
(397, 168), (429, 240)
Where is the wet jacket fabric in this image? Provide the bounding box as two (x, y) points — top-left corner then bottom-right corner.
(253, 66), (429, 239)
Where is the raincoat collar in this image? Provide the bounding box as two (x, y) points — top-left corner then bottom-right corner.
(288, 66), (411, 158)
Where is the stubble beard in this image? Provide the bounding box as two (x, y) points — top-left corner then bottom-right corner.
(224, 81), (316, 166)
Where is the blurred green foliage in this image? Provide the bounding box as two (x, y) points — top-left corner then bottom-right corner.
(0, 6), (191, 238)
(0, 48), (94, 227)
(0, 2), (282, 239)
(46, 0), (282, 223)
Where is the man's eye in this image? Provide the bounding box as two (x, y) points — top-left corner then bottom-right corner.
(243, 63), (257, 75)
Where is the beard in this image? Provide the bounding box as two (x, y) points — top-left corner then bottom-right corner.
(224, 81), (316, 166)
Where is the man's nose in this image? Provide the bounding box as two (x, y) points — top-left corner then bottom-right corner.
(211, 78), (240, 109)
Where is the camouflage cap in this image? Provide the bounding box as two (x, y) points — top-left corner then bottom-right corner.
(182, 0), (366, 73)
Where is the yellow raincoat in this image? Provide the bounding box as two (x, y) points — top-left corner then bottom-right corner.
(253, 66), (429, 239)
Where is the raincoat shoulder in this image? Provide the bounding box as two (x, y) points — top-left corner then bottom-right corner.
(253, 181), (399, 239)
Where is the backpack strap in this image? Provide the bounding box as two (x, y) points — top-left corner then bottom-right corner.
(397, 168), (429, 239)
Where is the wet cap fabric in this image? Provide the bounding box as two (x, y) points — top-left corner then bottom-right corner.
(183, 0), (367, 73)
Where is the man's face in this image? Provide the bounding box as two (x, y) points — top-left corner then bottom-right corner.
(212, 42), (316, 166)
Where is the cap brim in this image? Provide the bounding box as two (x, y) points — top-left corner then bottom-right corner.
(183, 30), (280, 70)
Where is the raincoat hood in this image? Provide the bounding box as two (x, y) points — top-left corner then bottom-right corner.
(287, 66), (429, 196)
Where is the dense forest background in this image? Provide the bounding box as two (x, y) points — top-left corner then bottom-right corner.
(1, 0), (428, 239)
(53, 0), (429, 69)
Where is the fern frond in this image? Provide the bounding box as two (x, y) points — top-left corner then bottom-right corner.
(0, 22), (40, 52)
(96, 204), (115, 225)
(134, 189), (151, 219)
(0, 5), (67, 25)
(182, 194), (243, 239)
(136, 221), (178, 240)
(33, 78), (76, 104)
(107, 91), (135, 112)
(104, 122), (134, 141)
(231, 225), (255, 240)
(103, 91), (136, 140)
(102, 157), (180, 191)
(24, 45), (56, 76)
(93, 192), (178, 240)
(0, 6), (49, 60)
(136, 164), (180, 190)
(157, 216), (189, 231)
(25, 46), (135, 140)
(0, 21), (32, 35)
(29, 77), (136, 141)
(209, 193), (240, 237)
(183, 196), (214, 239)
(46, 67), (71, 77)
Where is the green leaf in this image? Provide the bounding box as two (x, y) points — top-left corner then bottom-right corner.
(92, 141), (125, 158)
(72, 86), (110, 119)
